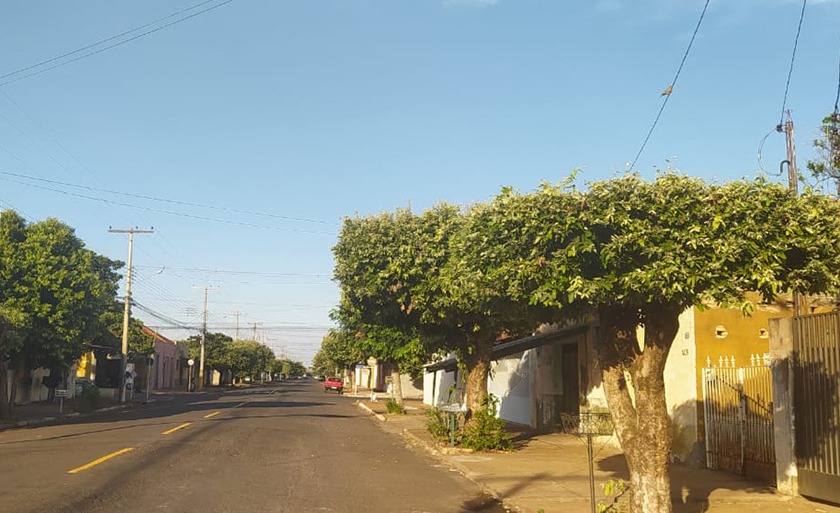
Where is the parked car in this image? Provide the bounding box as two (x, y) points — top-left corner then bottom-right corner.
(315, 375), (325, 382)
(324, 377), (343, 394)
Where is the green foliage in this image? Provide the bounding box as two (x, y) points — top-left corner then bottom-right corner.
(460, 395), (512, 452)
(385, 399), (406, 414)
(597, 479), (628, 513)
(75, 383), (101, 413)
(425, 407), (455, 443)
(807, 111), (840, 191)
(0, 211), (121, 420)
(311, 329), (362, 376)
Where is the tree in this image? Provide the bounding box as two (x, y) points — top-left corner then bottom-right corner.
(807, 111), (840, 194)
(466, 174), (840, 512)
(0, 212), (121, 420)
(93, 299), (155, 358)
(312, 329), (361, 377)
(333, 211), (432, 404)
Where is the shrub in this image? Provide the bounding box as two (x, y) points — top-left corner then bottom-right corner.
(76, 384), (100, 413)
(385, 399), (406, 414)
(426, 407), (456, 443)
(460, 394), (512, 451)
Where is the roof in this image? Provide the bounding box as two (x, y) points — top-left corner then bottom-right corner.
(424, 323), (591, 373)
(141, 325), (177, 345)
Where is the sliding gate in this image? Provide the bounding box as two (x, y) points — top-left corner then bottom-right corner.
(793, 312), (840, 504)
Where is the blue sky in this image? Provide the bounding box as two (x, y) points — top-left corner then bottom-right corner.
(1, 0), (839, 365)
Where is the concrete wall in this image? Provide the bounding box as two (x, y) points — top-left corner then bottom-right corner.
(423, 368), (460, 407)
(154, 339), (178, 389)
(399, 374), (423, 399)
(490, 351), (532, 426)
(664, 308), (701, 464)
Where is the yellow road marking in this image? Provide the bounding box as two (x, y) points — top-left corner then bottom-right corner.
(203, 411), (221, 419)
(162, 422), (192, 435)
(68, 447), (133, 474)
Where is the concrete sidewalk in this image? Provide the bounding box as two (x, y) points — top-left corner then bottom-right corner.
(356, 397), (840, 513)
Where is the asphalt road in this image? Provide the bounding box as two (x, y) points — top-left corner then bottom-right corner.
(0, 381), (507, 513)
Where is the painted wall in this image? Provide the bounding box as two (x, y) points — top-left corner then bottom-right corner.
(490, 351), (532, 426)
(663, 308), (701, 464)
(154, 339), (178, 389)
(423, 368), (459, 407)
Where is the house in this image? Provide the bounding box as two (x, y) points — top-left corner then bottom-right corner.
(140, 326), (181, 391)
(423, 311), (701, 464)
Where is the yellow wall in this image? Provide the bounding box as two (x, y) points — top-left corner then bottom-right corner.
(76, 351), (96, 379)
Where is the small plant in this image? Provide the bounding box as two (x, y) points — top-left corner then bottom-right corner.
(597, 479), (628, 513)
(426, 407), (454, 443)
(75, 384), (100, 413)
(460, 394), (512, 451)
(385, 399), (406, 414)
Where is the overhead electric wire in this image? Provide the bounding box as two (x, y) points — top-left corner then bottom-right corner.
(0, 174), (337, 235)
(0, 171), (337, 226)
(779, 0), (808, 125)
(628, 0), (711, 171)
(133, 264), (331, 278)
(0, 0), (237, 87)
(131, 299), (201, 331)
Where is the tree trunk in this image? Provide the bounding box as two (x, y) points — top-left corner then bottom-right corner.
(597, 303), (680, 513)
(0, 350), (11, 421)
(463, 337), (494, 417)
(390, 364), (404, 405)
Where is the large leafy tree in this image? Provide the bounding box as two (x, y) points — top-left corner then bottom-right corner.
(333, 210), (432, 404)
(0, 212), (121, 420)
(93, 299), (155, 358)
(184, 332), (233, 383)
(311, 329), (361, 377)
(222, 339), (274, 383)
(469, 174), (840, 512)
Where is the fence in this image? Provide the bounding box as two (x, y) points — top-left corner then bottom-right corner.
(702, 356), (775, 480)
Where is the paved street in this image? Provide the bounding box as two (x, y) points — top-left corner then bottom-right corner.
(0, 381), (506, 513)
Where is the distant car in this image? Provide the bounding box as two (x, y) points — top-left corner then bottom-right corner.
(324, 377), (343, 394)
(315, 375), (325, 382)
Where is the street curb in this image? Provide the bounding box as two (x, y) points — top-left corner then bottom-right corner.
(0, 402), (131, 431)
(356, 401), (387, 422)
(398, 427), (513, 511)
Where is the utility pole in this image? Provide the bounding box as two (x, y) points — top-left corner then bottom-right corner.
(197, 286), (216, 390)
(234, 310), (241, 341)
(109, 227), (154, 403)
(779, 110), (803, 316)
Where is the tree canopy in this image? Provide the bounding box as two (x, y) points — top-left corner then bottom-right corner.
(0, 211), (121, 420)
(327, 173), (840, 512)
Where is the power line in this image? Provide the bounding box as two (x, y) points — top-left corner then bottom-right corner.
(0, 0), (237, 88)
(132, 299), (201, 331)
(779, 0), (808, 126)
(628, 0), (711, 171)
(0, 174), (337, 235)
(133, 264), (332, 278)
(0, 171), (337, 226)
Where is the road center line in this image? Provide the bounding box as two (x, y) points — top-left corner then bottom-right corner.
(67, 447), (134, 474)
(203, 411), (221, 419)
(162, 422), (192, 435)
(233, 402), (246, 408)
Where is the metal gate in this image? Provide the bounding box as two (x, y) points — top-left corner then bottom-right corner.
(793, 312), (840, 503)
(702, 361), (775, 480)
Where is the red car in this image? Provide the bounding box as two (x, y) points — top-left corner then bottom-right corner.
(324, 377), (343, 394)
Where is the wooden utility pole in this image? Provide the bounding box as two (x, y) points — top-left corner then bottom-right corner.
(196, 286), (216, 390)
(779, 111), (803, 316)
(109, 227), (154, 403)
